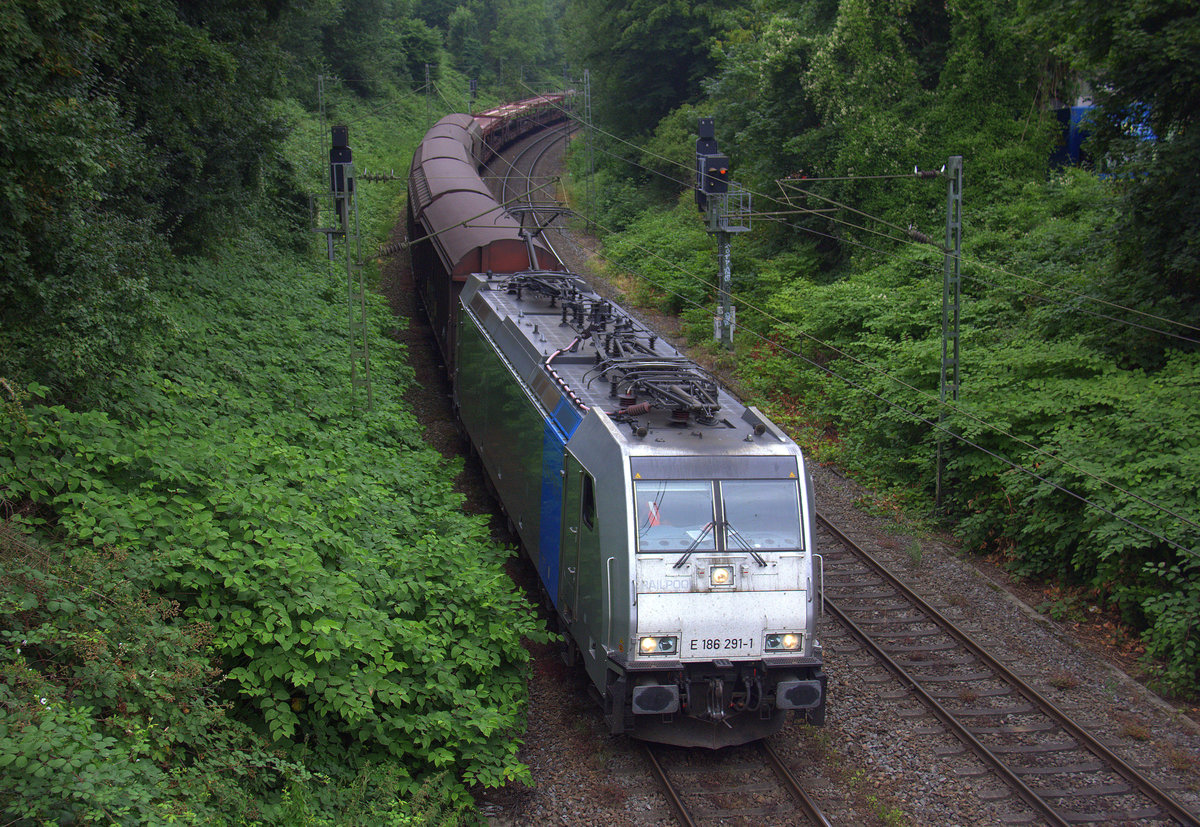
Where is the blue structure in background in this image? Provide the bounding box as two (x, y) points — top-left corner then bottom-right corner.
(1052, 103), (1159, 171)
(1051, 105), (1094, 167)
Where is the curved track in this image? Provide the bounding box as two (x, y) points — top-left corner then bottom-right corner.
(818, 513), (1200, 826)
(498, 123), (575, 211)
(494, 121), (840, 825)
(497, 115), (1198, 827)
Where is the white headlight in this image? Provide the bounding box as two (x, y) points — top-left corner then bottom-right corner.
(711, 566), (733, 586)
(765, 632), (802, 651)
(638, 636), (678, 655)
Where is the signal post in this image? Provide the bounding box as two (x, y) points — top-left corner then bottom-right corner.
(696, 118), (749, 349)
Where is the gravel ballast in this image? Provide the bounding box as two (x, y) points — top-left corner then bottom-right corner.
(379, 140), (1200, 826)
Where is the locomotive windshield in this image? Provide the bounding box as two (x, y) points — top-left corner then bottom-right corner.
(634, 479), (803, 554)
(635, 480), (716, 552)
(720, 480), (803, 551)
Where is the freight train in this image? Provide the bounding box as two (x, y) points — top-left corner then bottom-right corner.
(406, 94), (825, 748)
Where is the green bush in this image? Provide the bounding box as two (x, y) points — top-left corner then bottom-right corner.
(0, 535), (309, 825)
(1, 223), (547, 820)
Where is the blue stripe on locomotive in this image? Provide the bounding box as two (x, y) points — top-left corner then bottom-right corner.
(536, 398), (583, 607)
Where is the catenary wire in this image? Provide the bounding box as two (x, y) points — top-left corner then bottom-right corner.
(750, 210), (1200, 347)
(527, 83), (1200, 340)
(547, 211), (1200, 545)
(549, 224), (1199, 558)
(601, 129), (1200, 342)
(473, 88), (1200, 550)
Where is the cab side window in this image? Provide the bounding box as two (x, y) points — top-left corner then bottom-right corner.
(581, 473), (596, 531)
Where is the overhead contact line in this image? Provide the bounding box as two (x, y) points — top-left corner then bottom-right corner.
(526, 79), (1199, 340)
(517, 81), (1199, 554)
(551, 215), (1199, 557)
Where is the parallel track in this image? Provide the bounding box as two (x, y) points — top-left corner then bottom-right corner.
(818, 513), (1200, 826)
(643, 741), (832, 826)
(499, 123), (575, 210)
(504, 118), (1197, 826)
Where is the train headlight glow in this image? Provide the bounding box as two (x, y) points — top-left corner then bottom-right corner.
(710, 566), (733, 586)
(765, 633), (802, 651)
(638, 636), (678, 655)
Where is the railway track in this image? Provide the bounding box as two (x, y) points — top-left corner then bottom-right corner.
(498, 122), (575, 208)
(643, 740), (832, 826)
(502, 119), (840, 826)
(493, 113), (1198, 826)
(818, 513), (1200, 826)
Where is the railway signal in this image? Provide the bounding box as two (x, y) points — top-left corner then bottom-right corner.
(701, 154), (730, 195)
(329, 124), (353, 236)
(695, 118), (749, 349)
(310, 117), (372, 413)
(696, 117), (718, 211)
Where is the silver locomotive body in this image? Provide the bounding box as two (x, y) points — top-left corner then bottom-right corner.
(453, 271), (825, 748)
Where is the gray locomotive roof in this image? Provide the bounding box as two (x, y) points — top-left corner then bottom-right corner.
(460, 272), (795, 457)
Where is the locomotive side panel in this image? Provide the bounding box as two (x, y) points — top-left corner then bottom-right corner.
(456, 301), (566, 598)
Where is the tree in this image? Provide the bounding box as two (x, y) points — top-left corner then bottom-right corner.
(484, 0), (551, 91)
(1035, 0), (1200, 364)
(322, 0), (443, 96)
(566, 0), (735, 136)
(0, 0), (304, 401)
(448, 5), (486, 76)
(0, 0), (169, 401)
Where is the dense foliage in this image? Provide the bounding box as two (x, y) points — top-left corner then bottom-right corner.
(1029, 0), (1200, 366)
(2, 216), (546, 821)
(0, 0), (297, 401)
(0, 0), (566, 406)
(567, 0), (1200, 695)
(418, 0), (566, 90)
(565, 0), (734, 137)
(1, 1), (560, 823)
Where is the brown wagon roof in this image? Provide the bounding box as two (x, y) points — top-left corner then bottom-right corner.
(409, 155), (493, 215)
(419, 136), (472, 164)
(409, 111), (561, 278)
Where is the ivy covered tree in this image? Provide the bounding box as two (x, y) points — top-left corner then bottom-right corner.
(0, 0), (424, 403)
(704, 0), (1055, 266)
(447, 4), (487, 77)
(439, 0), (566, 93)
(123, 1), (297, 252)
(320, 0), (442, 96)
(0, 0), (172, 403)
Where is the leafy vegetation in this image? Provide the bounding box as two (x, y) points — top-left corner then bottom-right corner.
(2, 212), (549, 820)
(2, 213), (547, 821)
(565, 0), (729, 137)
(1, 532), (312, 824)
(1, 1), (571, 822)
(569, 0), (1200, 695)
(1030, 0), (1200, 365)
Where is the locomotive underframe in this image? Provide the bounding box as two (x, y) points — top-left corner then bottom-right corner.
(601, 654), (827, 749)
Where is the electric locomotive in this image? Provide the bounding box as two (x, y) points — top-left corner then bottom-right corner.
(406, 99), (826, 748)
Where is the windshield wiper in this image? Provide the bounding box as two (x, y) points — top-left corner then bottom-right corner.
(672, 521), (714, 569)
(724, 522), (767, 567)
